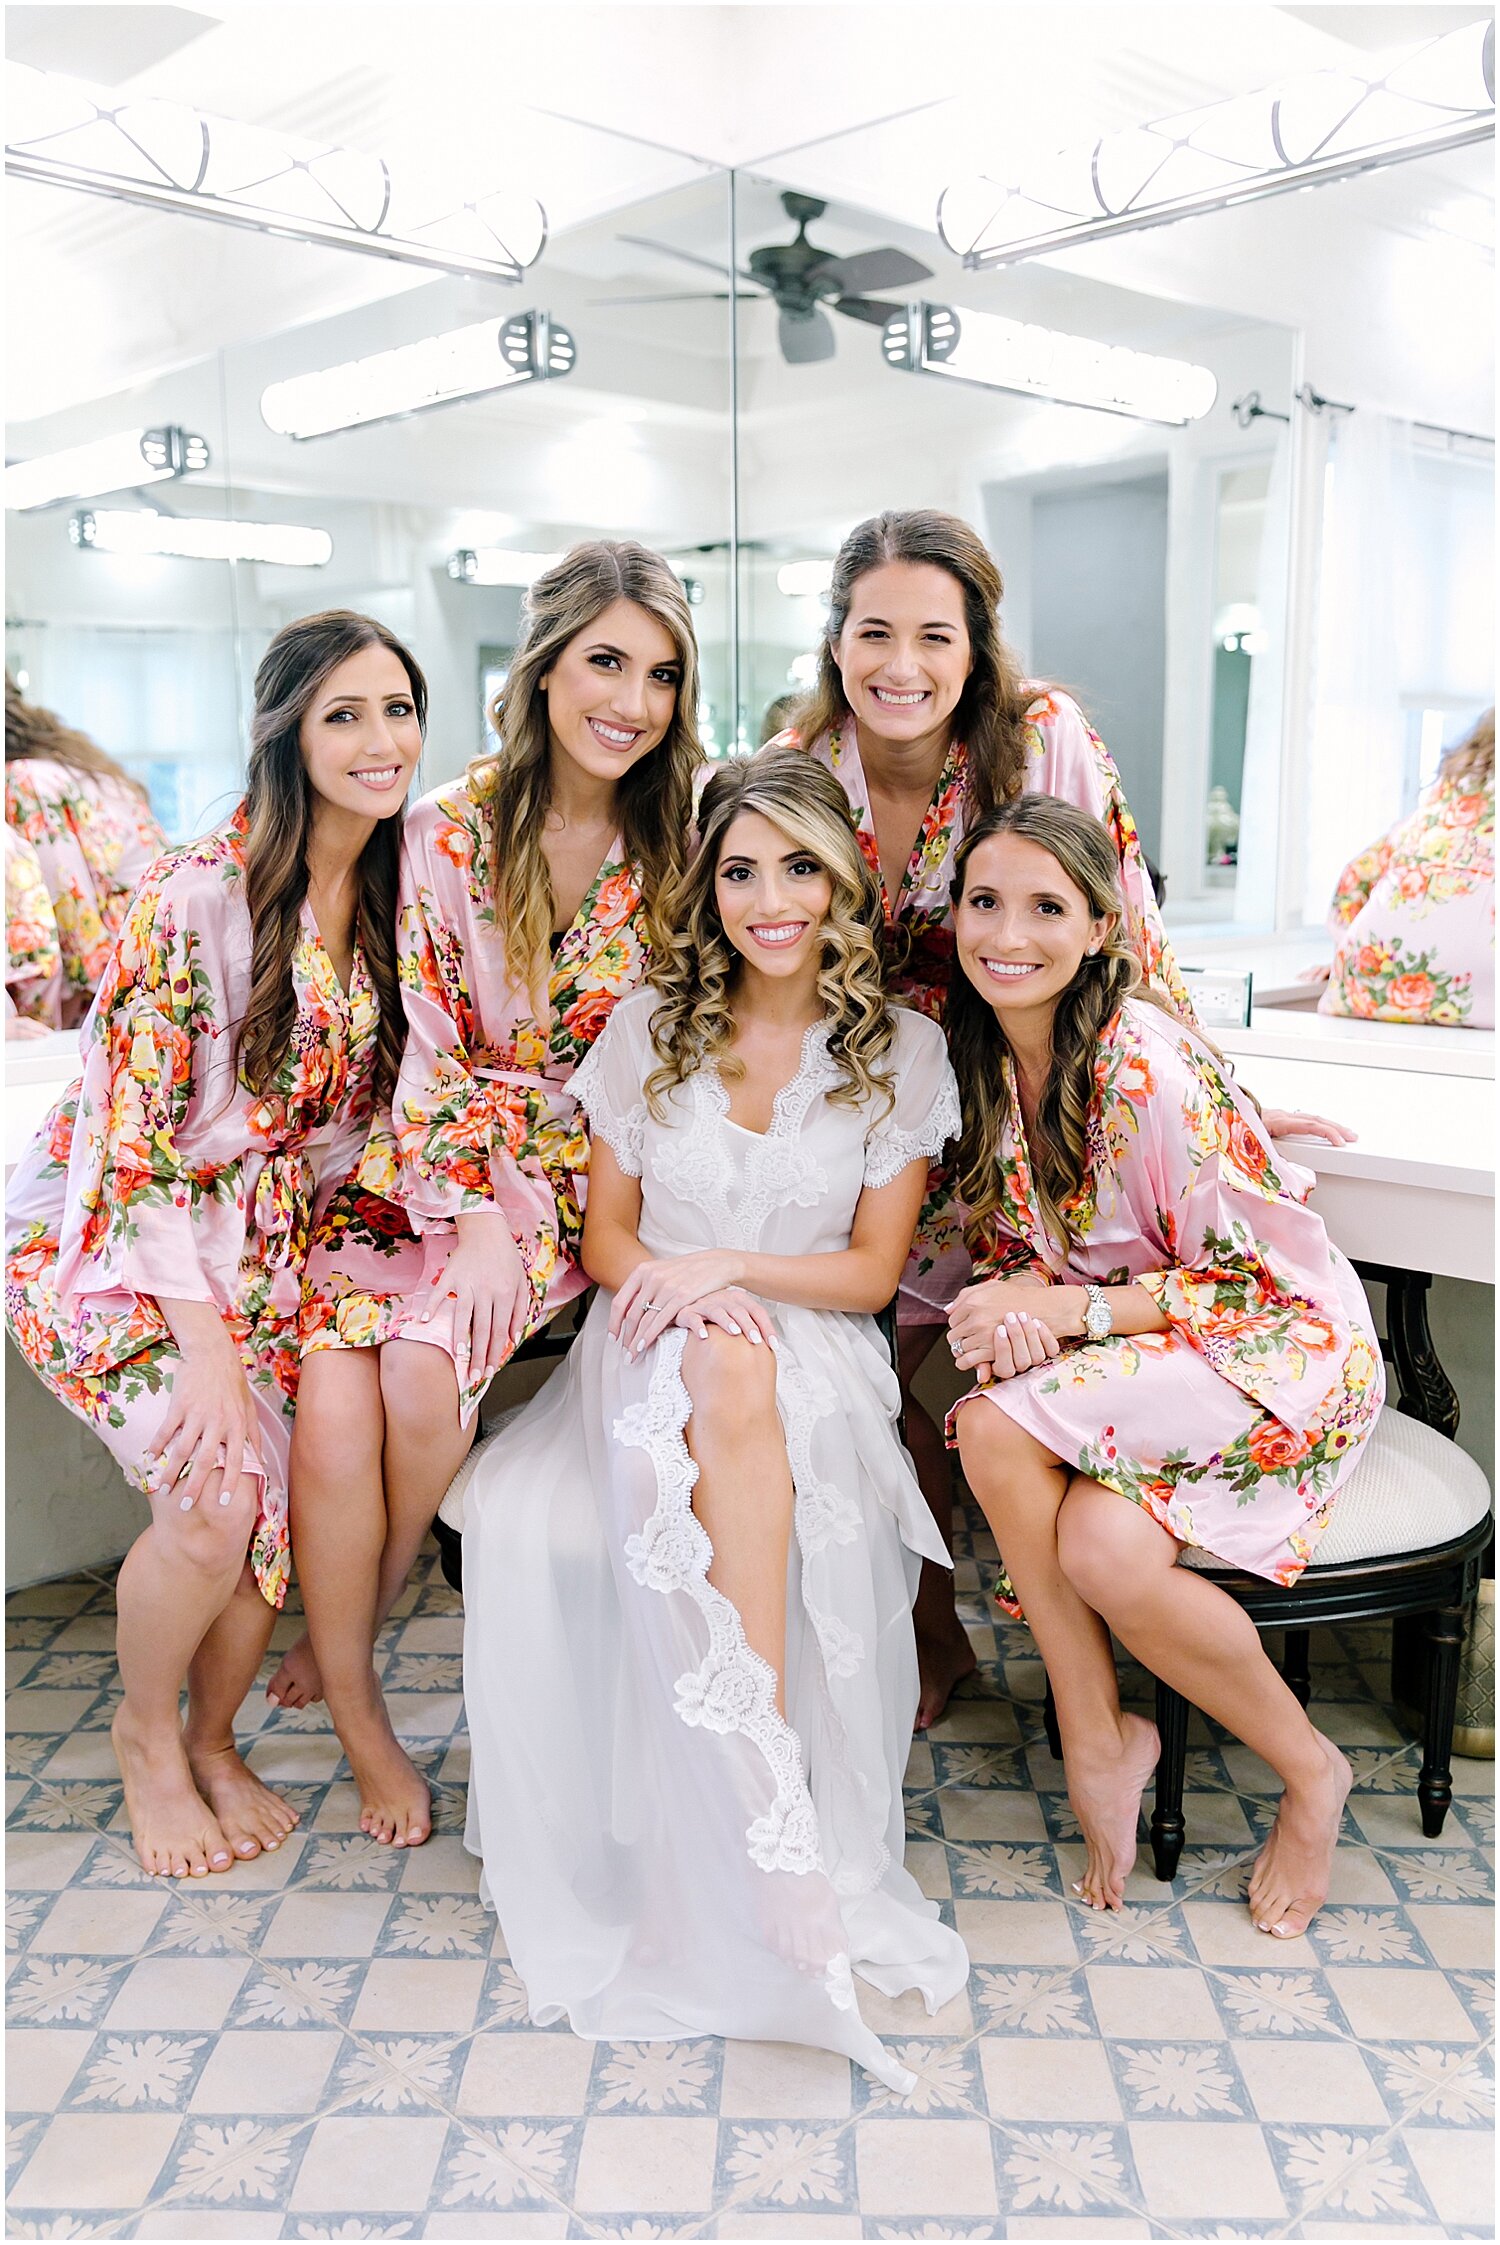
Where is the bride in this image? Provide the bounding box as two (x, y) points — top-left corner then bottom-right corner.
(455, 745), (970, 2090)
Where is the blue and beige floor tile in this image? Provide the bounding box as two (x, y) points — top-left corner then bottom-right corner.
(6, 1513), (1493, 2239)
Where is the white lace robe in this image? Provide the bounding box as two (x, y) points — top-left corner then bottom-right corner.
(454, 991), (970, 2091)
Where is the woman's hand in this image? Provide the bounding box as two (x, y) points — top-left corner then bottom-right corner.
(947, 1277), (1079, 1362)
(417, 1213), (531, 1386)
(1297, 961), (1332, 985)
(953, 1310), (1062, 1384)
(148, 1334), (262, 1510)
(5, 1012), (50, 1041)
(612, 1251), (767, 1357)
(667, 1288), (779, 1348)
(1264, 1107), (1357, 1146)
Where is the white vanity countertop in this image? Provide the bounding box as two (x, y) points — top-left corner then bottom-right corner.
(1223, 1010), (1495, 1080)
(1174, 933), (1329, 1008)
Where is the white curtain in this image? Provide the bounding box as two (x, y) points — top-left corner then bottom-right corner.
(1301, 413), (1411, 927)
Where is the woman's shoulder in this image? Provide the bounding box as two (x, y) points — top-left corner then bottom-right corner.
(1105, 996), (1215, 1090)
(6, 755), (79, 811)
(886, 1000), (947, 1066)
(137, 816), (243, 899)
(1019, 684), (1090, 736)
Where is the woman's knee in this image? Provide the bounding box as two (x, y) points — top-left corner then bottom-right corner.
(681, 1327), (778, 1438)
(1056, 1482), (1165, 1609)
(378, 1338), (461, 1437)
(293, 1351), (385, 1473)
(955, 1397), (1045, 1492)
(156, 1472), (260, 1575)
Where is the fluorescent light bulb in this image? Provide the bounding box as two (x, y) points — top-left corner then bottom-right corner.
(261, 312), (575, 441)
(883, 304), (1217, 426)
(777, 560), (834, 598)
(940, 20), (1495, 267)
(448, 548), (562, 588)
(6, 426), (209, 512)
(72, 509), (332, 567)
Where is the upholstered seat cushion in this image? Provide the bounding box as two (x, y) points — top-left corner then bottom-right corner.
(1181, 1408), (1493, 1574)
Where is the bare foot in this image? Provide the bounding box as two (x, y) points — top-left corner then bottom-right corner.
(1066, 1711), (1160, 1910)
(112, 1705), (234, 1879)
(184, 1734), (301, 1860)
(915, 1618), (979, 1732)
(337, 1698), (431, 1847)
(1248, 1733), (1352, 1939)
(265, 1632), (323, 1709)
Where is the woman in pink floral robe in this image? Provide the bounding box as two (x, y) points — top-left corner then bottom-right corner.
(1319, 711), (1494, 1029)
(5, 610), (427, 1882)
(284, 543), (705, 1850)
(6, 676), (167, 1026)
(946, 795), (1381, 1940)
(5, 821), (61, 1031)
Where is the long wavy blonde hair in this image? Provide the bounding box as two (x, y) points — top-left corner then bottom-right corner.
(645, 745), (897, 1119)
(947, 794), (1168, 1251)
(467, 541), (703, 996)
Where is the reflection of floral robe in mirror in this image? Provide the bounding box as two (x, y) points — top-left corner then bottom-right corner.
(4, 813), (380, 1608)
(780, 691), (1196, 1318)
(1321, 765), (1495, 1029)
(948, 999), (1383, 1609)
(5, 756), (167, 1026)
(300, 778), (651, 1419)
(5, 823), (61, 1025)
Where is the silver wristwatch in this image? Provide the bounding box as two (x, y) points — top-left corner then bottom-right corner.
(1082, 1284), (1114, 1343)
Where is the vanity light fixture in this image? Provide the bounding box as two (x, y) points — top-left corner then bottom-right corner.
(776, 560), (834, 598)
(262, 313), (575, 442)
(6, 426), (209, 512)
(939, 20), (1495, 268)
(448, 547), (562, 588)
(6, 64), (547, 283)
(71, 509), (332, 567)
(882, 303), (1218, 426)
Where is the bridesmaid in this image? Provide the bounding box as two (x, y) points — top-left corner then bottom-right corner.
(284, 541), (704, 1848)
(6, 673), (167, 1026)
(4, 610), (425, 1877)
(776, 506), (1348, 1724)
(945, 793), (1382, 1934)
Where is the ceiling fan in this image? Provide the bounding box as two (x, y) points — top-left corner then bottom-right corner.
(598, 190), (933, 365)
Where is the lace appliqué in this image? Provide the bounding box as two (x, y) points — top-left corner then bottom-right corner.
(862, 1071), (962, 1190)
(616, 1328), (825, 1879)
(653, 1022), (837, 1249)
(571, 1040), (646, 1177)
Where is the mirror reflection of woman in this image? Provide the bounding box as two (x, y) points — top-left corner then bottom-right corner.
(458, 748), (968, 2090)
(284, 543), (704, 1850)
(5, 822), (60, 1038)
(5, 673), (168, 1028)
(4, 611), (425, 1880)
(946, 795), (1382, 1936)
(777, 508), (1350, 1726)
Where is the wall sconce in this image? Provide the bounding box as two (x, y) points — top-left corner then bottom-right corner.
(882, 303), (1218, 426)
(71, 508), (332, 566)
(6, 63), (547, 283)
(939, 21), (1494, 268)
(262, 313), (575, 442)
(6, 426), (209, 512)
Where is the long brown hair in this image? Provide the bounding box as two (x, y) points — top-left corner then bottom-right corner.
(644, 745), (896, 1119)
(947, 794), (1165, 1251)
(794, 510), (1041, 818)
(468, 541), (703, 997)
(6, 673), (149, 798)
(234, 610), (426, 1108)
(1440, 707), (1495, 794)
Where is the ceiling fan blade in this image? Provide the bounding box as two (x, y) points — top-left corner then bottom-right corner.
(832, 294), (900, 327)
(616, 232), (760, 287)
(809, 246), (932, 294)
(779, 307), (837, 365)
(590, 291), (745, 305)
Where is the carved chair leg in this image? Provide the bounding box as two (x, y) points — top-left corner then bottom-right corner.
(1418, 1602), (1467, 1838)
(1281, 1627), (1312, 1709)
(1151, 1680), (1190, 1881)
(1386, 1270), (1460, 1438)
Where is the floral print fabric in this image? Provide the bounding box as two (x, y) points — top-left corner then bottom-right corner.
(949, 999), (1383, 1594)
(5, 757), (167, 1026)
(300, 776), (651, 1420)
(781, 693), (1195, 1318)
(3, 811), (381, 1608)
(1321, 767), (1494, 1029)
(5, 823), (61, 1024)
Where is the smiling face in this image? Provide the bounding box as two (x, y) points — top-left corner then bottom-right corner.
(297, 643), (424, 823)
(833, 558), (973, 760)
(954, 831), (1113, 1029)
(714, 808), (835, 986)
(541, 596), (683, 789)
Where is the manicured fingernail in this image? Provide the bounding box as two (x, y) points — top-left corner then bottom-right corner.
(726, 1322), (741, 1335)
(218, 1490), (232, 1506)
(179, 1494), (193, 1511)
(747, 1329), (760, 1343)
(1071, 1881), (1083, 1894)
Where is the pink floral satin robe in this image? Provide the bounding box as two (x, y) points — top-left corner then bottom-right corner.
(1321, 766), (1494, 1029)
(3, 811), (381, 1608)
(949, 1000), (1383, 1597)
(5, 756), (167, 1026)
(780, 692), (1195, 1318)
(6, 822), (62, 1025)
(301, 776), (651, 1420)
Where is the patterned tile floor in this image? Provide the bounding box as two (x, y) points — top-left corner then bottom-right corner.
(5, 1503), (1494, 2241)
